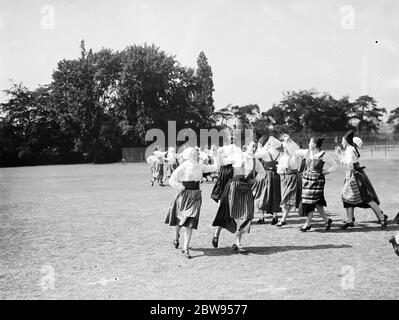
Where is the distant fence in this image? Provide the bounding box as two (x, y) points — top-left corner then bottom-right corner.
(122, 134), (399, 162)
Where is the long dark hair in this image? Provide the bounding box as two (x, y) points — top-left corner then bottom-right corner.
(311, 136), (325, 150)
(343, 130), (360, 158)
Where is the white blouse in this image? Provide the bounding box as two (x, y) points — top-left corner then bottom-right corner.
(166, 152), (178, 165)
(169, 161), (219, 190)
(338, 146), (359, 169)
(277, 149), (337, 174)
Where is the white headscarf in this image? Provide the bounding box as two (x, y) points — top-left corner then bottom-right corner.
(180, 147), (199, 162)
(282, 135), (299, 156)
(353, 137), (363, 148)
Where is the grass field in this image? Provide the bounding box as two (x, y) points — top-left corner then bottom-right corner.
(1, 160), (399, 300)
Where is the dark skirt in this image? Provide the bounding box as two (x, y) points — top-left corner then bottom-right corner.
(165, 186), (202, 230)
(252, 169), (282, 213)
(342, 168), (380, 208)
(154, 163), (164, 180)
(211, 164), (234, 202)
(165, 163), (177, 178)
(301, 170), (326, 215)
(212, 176), (254, 234)
(280, 170), (302, 209)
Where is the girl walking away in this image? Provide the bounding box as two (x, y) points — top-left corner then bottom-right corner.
(276, 135), (303, 227)
(252, 136), (282, 225)
(210, 139), (240, 248)
(163, 147), (179, 184)
(212, 141), (266, 254)
(296, 136), (337, 232)
(335, 130), (388, 229)
(153, 148), (167, 186)
(146, 152), (157, 186)
(165, 147), (219, 259)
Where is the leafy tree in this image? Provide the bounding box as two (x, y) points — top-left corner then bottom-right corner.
(388, 107), (399, 133)
(193, 51), (215, 127)
(351, 95), (386, 133)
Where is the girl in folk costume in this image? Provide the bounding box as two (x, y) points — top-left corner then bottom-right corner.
(335, 131), (388, 229)
(146, 153), (157, 186)
(296, 136), (337, 232)
(212, 141), (266, 254)
(165, 147), (219, 259)
(210, 138), (240, 248)
(163, 147), (179, 184)
(153, 149), (167, 186)
(252, 136), (282, 225)
(276, 135), (303, 226)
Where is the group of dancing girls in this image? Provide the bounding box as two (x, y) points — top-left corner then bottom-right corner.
(162, 130), (389, 259)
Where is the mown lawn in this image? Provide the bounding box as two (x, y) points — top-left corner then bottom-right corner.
(0, 160), (398, 299)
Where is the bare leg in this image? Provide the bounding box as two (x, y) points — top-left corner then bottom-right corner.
(280, 205), (292, 223)
(316, 205), (328, 223)
(183, 227), (193, 250)
(305, 211), (314, 226)
(175, 226), (181, 241)
(213, 226), (222, 238)
(346, 207), (354, 222)
(368, 201), (384, 220)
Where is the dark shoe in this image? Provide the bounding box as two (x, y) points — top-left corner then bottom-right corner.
(325, 218), (333, 231)
(150, 180), (154, 186)
(340, 222), (354, 229)
(380, 214), (388, 229)
(271, 217), (279, 225)
(232, 244), (239, 254)
(343, 217), (355, 223)
(299, 225), (311, 232)
(182, 249), (192, 259)
(174, 235), (180, 249)
(276, 221), (286, 227)
(257, 218), (265, 224)
(212, 236), (219, 248)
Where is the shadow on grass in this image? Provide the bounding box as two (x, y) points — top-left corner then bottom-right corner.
(313, 223), (399, 233)
(190, 243), (352, 258)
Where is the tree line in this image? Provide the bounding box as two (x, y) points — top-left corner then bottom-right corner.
(1, 41), (398, 167)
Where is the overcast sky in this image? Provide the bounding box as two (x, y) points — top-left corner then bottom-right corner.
(0, 0), (398, 112)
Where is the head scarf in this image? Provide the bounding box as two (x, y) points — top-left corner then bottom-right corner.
(282, 135), (299, 156)
(353, 137), (363, 148)
(180, 147), (199, 162)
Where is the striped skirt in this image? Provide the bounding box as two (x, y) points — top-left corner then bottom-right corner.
(252, 169), (282, 213)
(342, 168), (380, 208)
(212, 176), (254, 234)
(211, 164), (234, 202)
(165, 189), (202, 229)
(301, 170), (326, 214)
(280, 170), (302, 208)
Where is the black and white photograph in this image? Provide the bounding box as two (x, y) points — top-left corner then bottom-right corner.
(1, 0), (399, 306)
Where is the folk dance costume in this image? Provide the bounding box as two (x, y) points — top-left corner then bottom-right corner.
(212, 142), (266, 253)
(210, 143), (240, 248)
(165, 147), (219, 259)
(252, 136), (282, 224)
(153, 150), (167, 186)
(335, 131), (388, 229)
(295, 138), (337, 232)
(276, 136), (303, 226)
(146, 154), (157, 186)
(164, 147), (179, 183)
